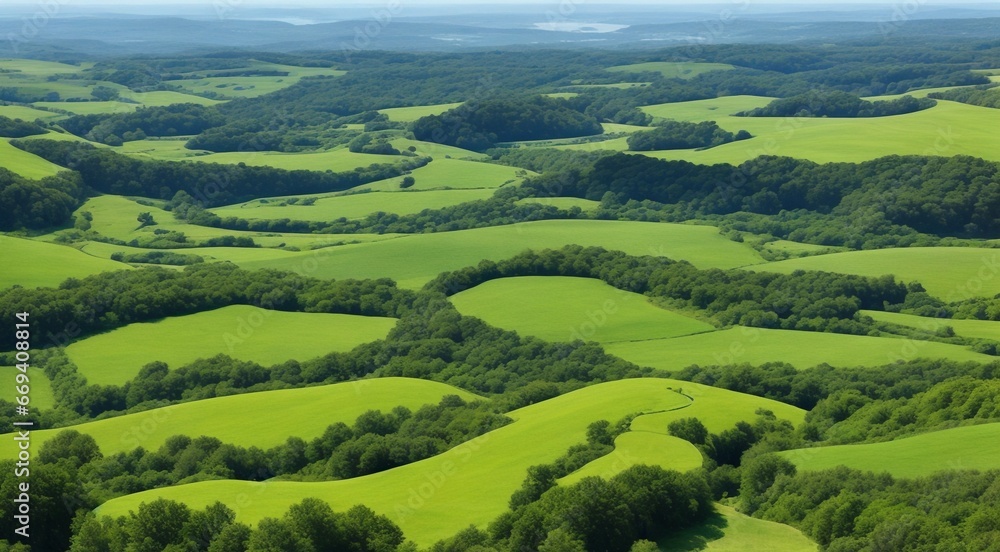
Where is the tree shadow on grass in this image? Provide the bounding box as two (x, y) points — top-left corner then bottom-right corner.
(657, 510), (728, 551)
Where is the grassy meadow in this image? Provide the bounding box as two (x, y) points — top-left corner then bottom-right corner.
(378, 103), (464, 122)
(0, 139), (66, 178)
(65, 305), (398, 385)
(354, 158), (525, 191)
(74, 195), (403, 250)
(558, 432), (703, 485)
(210, 189), (497, 221)
(0, 366), (54, 411)
(605, 327), (994, 372)
(659, 504), (818, 552)
(450, 276), (715, 343)
(780, 423), (1000, 478)
(862, 310), (1000, 341)
(164, 63), (345, 99)
(95, 378), (802, 546)
(0, 235), (129, 289)
(757, 247), (1000, 300)
(238, 220), (767, 288)
(0, 378), (478, 458)
(555, 97), (1000, 165)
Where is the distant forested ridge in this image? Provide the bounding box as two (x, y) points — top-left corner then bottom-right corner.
(411, 96), (604, 151)
(736, 90), (935, 117)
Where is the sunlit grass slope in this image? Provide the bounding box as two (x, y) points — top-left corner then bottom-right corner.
(780, 423), (1000, 478)
(606, 327), (994, 372)
(0, 378), (478, 458)
(95, 379), (803, 546)
(450, 276), (714, 343)
(238, 220), (766, 288)
(65, 305), (397, 385)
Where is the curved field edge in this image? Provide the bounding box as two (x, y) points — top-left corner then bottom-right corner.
(65, 305), (398, 386)
(449, 276), (715, 344)
(0, 378), (480, 458)
(779, 423), (1000, 478)
(94, 378), (805, 546)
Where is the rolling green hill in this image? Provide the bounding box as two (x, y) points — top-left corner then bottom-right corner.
(210, 189), (497, 221)
(756, 247), (1000, 300)
(0, 139), (65, 178)
(0, 378), (478, 458)
(238, 220), (766, 288)
(65, 305), (398, 385)
(0, 366), (54, 411)
(378, 103), (464, 122)
(659, 504), (818, 552)
(780, 423), (1000, 478)
(862, 310), (1000, 341)
(94, 378), (804, 546)
(560, 99), (1000, 165)
(605, 327), (994, 372)
(450, 276), (715, 343)
(0, 235), (129, 290)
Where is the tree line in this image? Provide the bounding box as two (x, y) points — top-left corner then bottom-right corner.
(736, 90), (935, 118)
(11, 139), (430, 208)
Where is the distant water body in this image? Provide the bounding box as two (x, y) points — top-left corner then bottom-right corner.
(532, 22), (629, 33)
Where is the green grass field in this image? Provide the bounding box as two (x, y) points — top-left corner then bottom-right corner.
(450, 276), (715, 343)
(515, 197), (600, 211)
(120, 90), (222, 107)
(0, 366), (55, 411)
(861, 310), (1000, 341)
(0, 378), (478, 458)
(641, 95), (776, 123)
(65, 305), (398, 385)
(32, 101), (139, 115)
(356, 158), (525, 192)
(0, 59), (87, 76)
(165, 64), (345, 99)
(0, 105), (63, 121)
(389, 138), (488, 161)
(560, 97), (1000, 165)
(607, 62), (734, 79)
(0, 235), (129, 289)
(640, 100), (1000, 164)
(211, 189), (497, 221)
(780, 423), (1000, 478)
(95, 378), (803, 546)
(659, 504), (818, 552)
(628, 380), (806, 435)
(0, 138), (66, 178)
(605, 327), (994, 372)
(113, 139), (416, 172)
(378, 103), (463, 122)
(75, 195), (403, 250)
(756, 247), (1000, 300)
(238, 220), (766, 288)
(559, 432), (703, 485)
